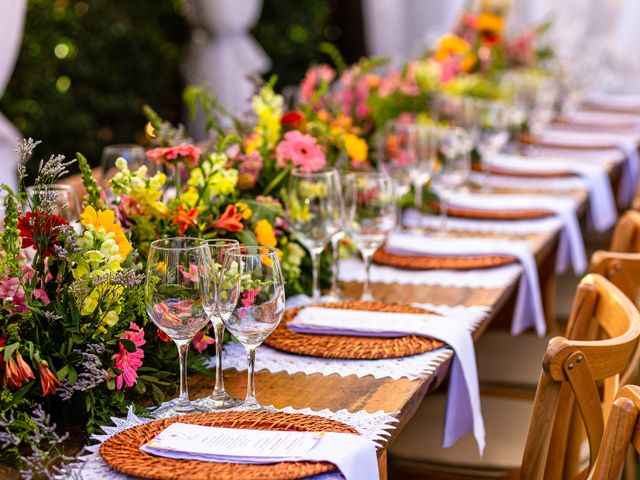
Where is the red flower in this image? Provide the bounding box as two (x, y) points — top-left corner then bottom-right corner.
(192, 330), (215, 353)
(18, 211), (68, 257)
(4, 352), (35, 390)
(37, 360), (60, 396)
(172, 204), (199, 235)
(210, 205), (244, 232)
(281, 111), (305, 129)
(156, 328), (171, 342)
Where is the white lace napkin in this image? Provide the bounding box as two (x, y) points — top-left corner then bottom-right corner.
(286, 306), (485, 454)
(384, 233), (545, 336)
(485, 153), (617, 232)
(538, 129), (640, 206)
(436, 191), (586, 275)
(71, 405), (399, 480)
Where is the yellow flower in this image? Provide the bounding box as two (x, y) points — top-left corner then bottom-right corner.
(80, 206), (132, 262)
(244, 135), (262, 154)
(477, 13), (505, 34)
(235, 202), (252, 220)
(254, 219), (277, 248)
(343, 133), (368, 163)
(435, 34), (470, 61)
(460, 54), (477, 73)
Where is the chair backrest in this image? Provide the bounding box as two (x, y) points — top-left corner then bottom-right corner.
(590, 384), (640, 480)
(609, 210), (640, 253)
(520, 274), (640, 480)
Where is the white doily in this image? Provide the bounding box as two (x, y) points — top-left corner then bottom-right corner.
(339, 258), (522, 290)
(68, 405), (399, 480)
(214, 304), (490, 381)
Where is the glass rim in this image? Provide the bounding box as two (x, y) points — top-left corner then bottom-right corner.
(224, 245), (279, 258)
(102, 143), (145, 151)
(149, 237), (208, 252)
(343, 171), (392, 180)
(290, 167), (338, 178)
(26, 183), (75, 192)
(206, 238), (240, 246)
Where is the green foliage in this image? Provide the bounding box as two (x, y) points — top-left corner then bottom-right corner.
(76, 152), (104, 209)
(0, 0), (190, 181)
(253, 0), (335, 88)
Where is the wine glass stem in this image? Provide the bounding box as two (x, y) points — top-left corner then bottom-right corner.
(361, 250), (375, 301)
(330, 234), (341, 297)
(212, 321), (226, 398)
(310, 247), (323, 303)
(175, 340), (190, 407)
(440, 194), (449, 233)
(414, 179), (423, 210)
(245, 347), (258, 406)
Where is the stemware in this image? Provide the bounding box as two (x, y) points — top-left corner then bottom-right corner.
(343, 172), (396, 301)
(145, 237), (212, 417)
(286, 168), (342, 303)
(434, 127), (473, 233)
(26, 184), (82, 222)
(199, 239), (242, 409)
(100, 144), (147, 186)
(220, 246), (285, 409)
(379, 120), (436, 211)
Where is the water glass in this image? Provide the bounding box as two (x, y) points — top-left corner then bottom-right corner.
(220, 246), (285, 409)
(100, 144), (147, 185)
(343, 172), (396, 301)
(26, 184), (81, 222)
(286, 168), (342, 303)
(145, 237), (212, 417)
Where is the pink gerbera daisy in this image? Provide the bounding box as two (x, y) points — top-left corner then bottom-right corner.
(275, 130), (326, 173)
(112, 323), (145, 390)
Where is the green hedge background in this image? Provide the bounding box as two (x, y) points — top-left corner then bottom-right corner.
(0, 0), (365, 180)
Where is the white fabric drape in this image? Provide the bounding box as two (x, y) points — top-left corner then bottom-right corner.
(184, 0), (270, 137)
(0, 0), (27, 192)
(362, 0), (464, 64)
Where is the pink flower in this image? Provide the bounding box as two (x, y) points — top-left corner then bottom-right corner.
(275, 130), (326, 173)
(241, 288), (260, 308)
(112, 323), (145, 390)
(299, 64), (336, 103)
(146, 144), (201, 167)
(237, 150), (263, 189)
(0, 277), (27, 312)
(192, 330), (215, 353)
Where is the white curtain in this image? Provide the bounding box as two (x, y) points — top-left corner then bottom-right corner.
(184, 0), (270, 138)
(0, 0), (27, 193)
(362, 0), (465, 65)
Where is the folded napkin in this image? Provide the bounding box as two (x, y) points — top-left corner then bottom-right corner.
(140, 422), (378, 480)
(385, 233), (545, 336)
(436, 191), (586, 276)
(538, 130), (640, 206)
(585, 92), (640, 113)
(288, 306), (485, 454)
(563, 110), (640, 130)
(486, 154), (617, 232)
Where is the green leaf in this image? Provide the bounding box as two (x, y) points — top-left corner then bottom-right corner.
(120, 338), (137, 353)
(106, 378), (115, 390)
(2, 342), (19, 361)
(56, 364), (70, 381)
(68, 367), (78, 384)
(236, 230), (258, 246)
(150, 383), (164, 406)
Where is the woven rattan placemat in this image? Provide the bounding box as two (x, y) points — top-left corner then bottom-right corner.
(372, 247), (518, 271)
(99, 410), (357, 480)
(264, 301), (445, 359)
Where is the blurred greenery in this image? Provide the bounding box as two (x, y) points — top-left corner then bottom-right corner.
(0, 0), (190, 181)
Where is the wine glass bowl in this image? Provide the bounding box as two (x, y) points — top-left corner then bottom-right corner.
(26, 184), (81, 223)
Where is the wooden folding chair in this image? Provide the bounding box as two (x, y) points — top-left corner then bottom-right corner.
(591, 385), (640, 480)
(388, 274), (640, 480)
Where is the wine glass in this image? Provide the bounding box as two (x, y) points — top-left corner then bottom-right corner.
(198, 239), (242, 410)
(26, 184), (82, 222)
(379, 119), (435, 211)
(145, 237), (212, 417)
(343, 172), (396, 301)
(100, 144), (147, 186)
(286, 168), (342, 303)
(434, 127), (473, 233)
(465, 98), (509, 190)
(220, 246), (285, 410)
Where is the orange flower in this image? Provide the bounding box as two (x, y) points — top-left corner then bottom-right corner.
(172, 204), (199, 235)
(211, 205), (244, 232)
(4, 352), (35, 389)
(37, 360), (61, 396)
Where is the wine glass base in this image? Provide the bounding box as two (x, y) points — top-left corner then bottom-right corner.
(149, 399), (207, 419)
(194, 393), (243, 410)
(359, 292), (375, 302)
(319, 291), (345, 303)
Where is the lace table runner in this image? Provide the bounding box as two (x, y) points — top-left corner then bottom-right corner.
(215, 304), (490, 381)
(69, 405), (399, 480)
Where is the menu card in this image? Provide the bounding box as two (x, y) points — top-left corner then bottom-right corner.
(140, 422), (378, 480)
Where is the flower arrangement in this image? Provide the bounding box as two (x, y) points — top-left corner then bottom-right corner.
(0, 140), (190, 475)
